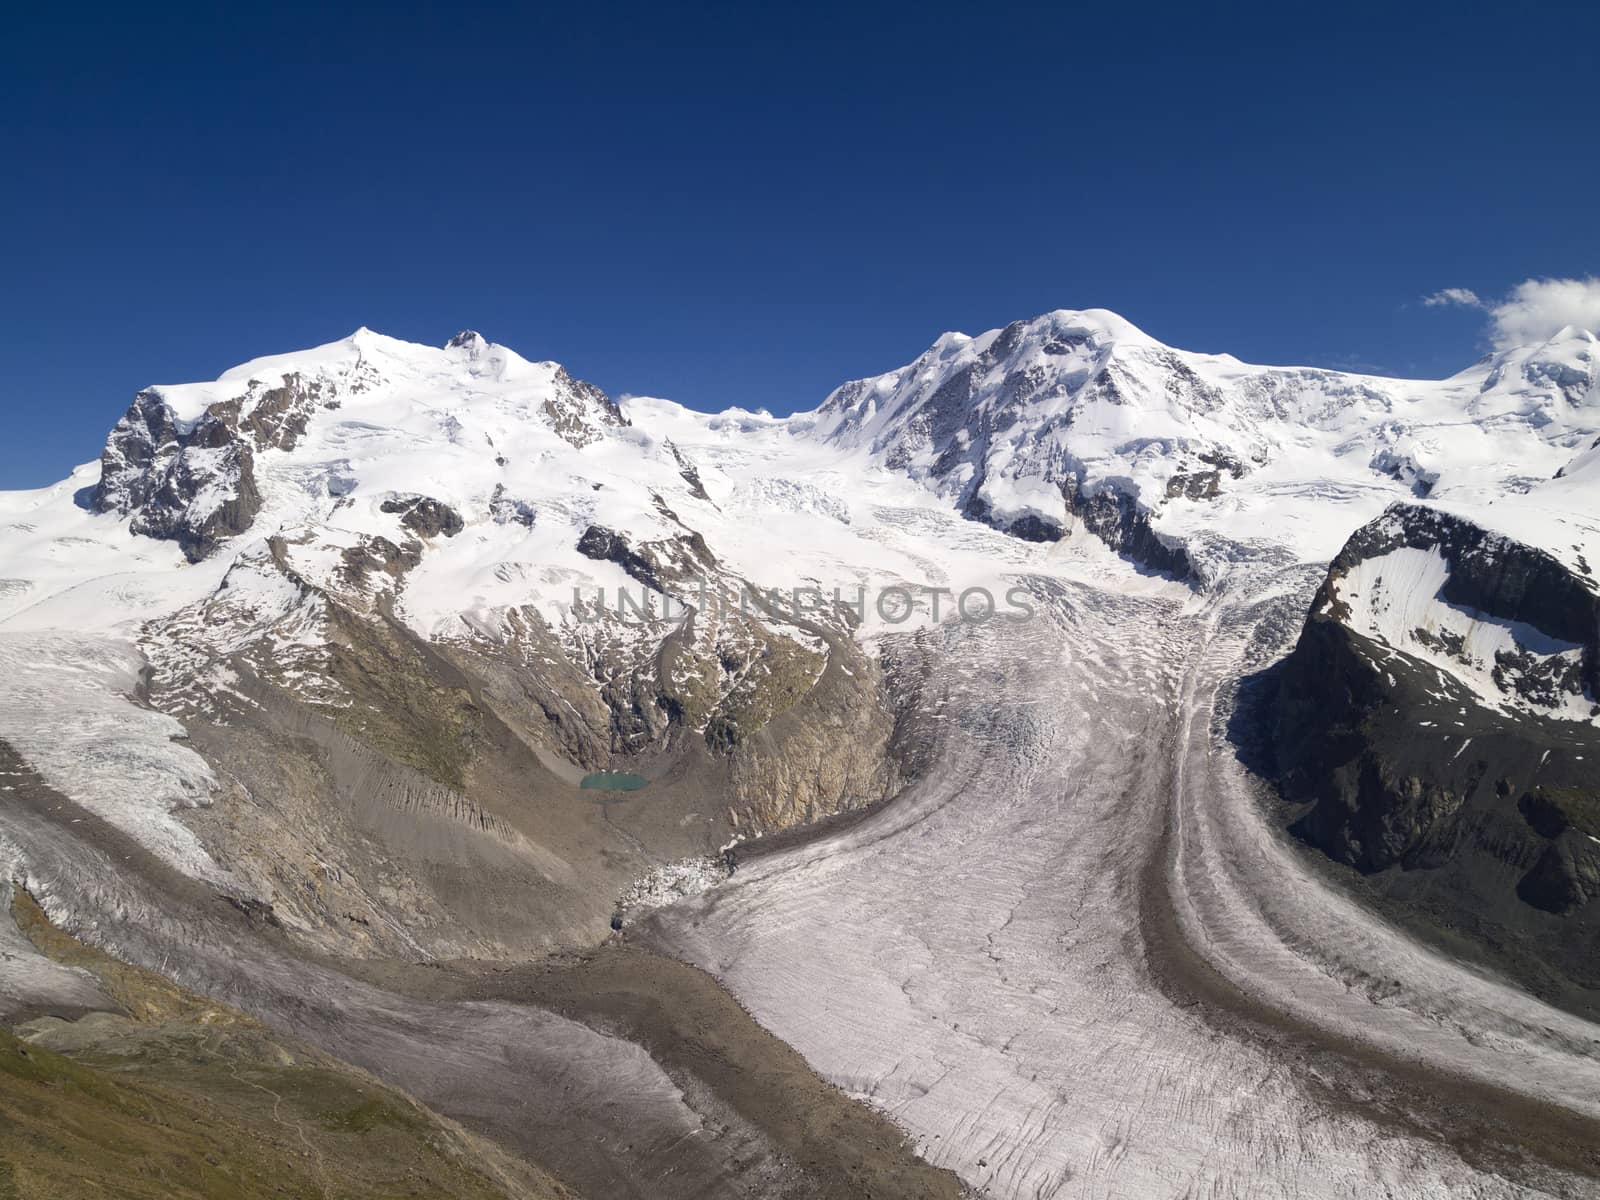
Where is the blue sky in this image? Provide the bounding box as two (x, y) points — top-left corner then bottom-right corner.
(4, 0), (1597, 487)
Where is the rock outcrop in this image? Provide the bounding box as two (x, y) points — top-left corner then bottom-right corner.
(1272, 503), (1600, 996)
(380, 494), (464, 539)
(92, 371), (342, 561)
(541, 366), (629, 448)
(93, 391), (263, 562)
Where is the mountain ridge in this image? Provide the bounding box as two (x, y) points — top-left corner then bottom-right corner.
(38, 308), (1600, 579)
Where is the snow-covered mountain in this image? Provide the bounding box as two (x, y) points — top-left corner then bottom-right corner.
(21, 308), (1600, 593)
(3, 309), (1596, 902)
(810, 309), (1598, 579)
(2, 310), (1599, 1198)
(3, 310), (1596, 864)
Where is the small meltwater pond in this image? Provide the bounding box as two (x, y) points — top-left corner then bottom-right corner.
(579, 772), (649, 792)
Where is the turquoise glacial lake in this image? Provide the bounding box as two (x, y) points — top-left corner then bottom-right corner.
(579, 772), (649, 792)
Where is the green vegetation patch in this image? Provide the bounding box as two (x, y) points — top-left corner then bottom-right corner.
(2, 889), (536, 1199)
(1526, 784), (1600, 839)
(327, 606), (481, 788)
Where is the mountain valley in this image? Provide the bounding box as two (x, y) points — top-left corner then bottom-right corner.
(2, 310), (1598, 1197)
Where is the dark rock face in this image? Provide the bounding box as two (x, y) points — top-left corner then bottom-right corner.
(977, 508), (1060, 544)
(1270, 503), (1600, 1004)
(1318, 504), (1600, 699)
(339, 534), (423, 587)
(961, 476), (1191, 578)
(380, 495), (464, 539)
(130, 441), (262, 563)
(206, 372), (331, 453)
(1165, 470), (1222, 501)
(1509, 785), (1600, 914)
(93, 391), (182, 514)
(541, 367), (629, 449)
(575, 524), (715, 593)
(576, 525), (663, 591)
(93, 372), (341, 561)
(92, 392), (264, 562)
(1066, 480), (1191, 578)
(664, 440), (712, 503)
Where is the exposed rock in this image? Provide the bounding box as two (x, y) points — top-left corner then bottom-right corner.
(1320, 504), (1599, 700)
(962, 474), (1192, 576)
(1270, 503), (1600, 996)
(92, 371), (346, 560)
(380, 494), (464, 539)
(208, 371), (332, 452)
(574, 523), (714, 594)
(1370, 447), (1439, 497)
(92, 390), (181, 514)
(723, 626), (897, 830)
(1165, 469), (1223, 501)
(339, 534), (423, 590)
(576, 524), (665, 591)
(664, 439), (713, 502)
(541, 367), (629, 448)
(489, 484), (536, 527)
(93, 391), (263, 562)
(1066, 479), (1192, 577)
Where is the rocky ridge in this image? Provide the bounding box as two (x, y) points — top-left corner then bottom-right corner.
(1272, 503), (1600, 1000)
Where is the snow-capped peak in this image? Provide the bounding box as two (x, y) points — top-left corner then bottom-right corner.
(799, 307), (1600, 575)
(8, 309), (1599, 624)
(1490, 324), (1597, 408)
(70, 327), (632, 566)
(445, 329), (489, 353)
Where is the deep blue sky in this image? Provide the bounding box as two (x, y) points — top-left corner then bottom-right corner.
(4, 1), (1597, 487)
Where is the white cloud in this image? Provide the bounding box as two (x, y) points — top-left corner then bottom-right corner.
(1487, 277), (1600, 348)
(1422, 287), (1482, 309)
